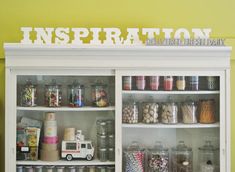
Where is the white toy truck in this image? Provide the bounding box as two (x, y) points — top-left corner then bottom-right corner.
(61, 140), (94, 161)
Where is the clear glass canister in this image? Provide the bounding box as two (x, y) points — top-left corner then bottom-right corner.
(97, 134), (107, 148)
(20, 80), (37, 107)
(164, 76), (173, 91)
(16, 166), (23, 172)
(67, 166), (76, 172)
(148, 141), (169, 172)
(207, 76), (218, 90)
(106, 119), (115, 135)
(35, 166), (43, 172)
(123, 76), (133, 90)
(176, 76), (186, 91)
(107, 166), (115, 172)
(108, 147), (115, 161)
(199, 99), (216, 124)
(45, 80), (62, 107)
(161, 98), (178, 124)
(68, 81), (85, 107)
(124, 141), (145, 172)
(76, 166), (86, 172)
(198, 141), (219, 172)
(56, 166), (65, 172)
(87, 166), (96, 172)
(136, 76), (146, 90)
(97, 120), (108, 136)
(149, 76), (160, 90)
(91, 82), (109, 107)
(142, 102), (159, 124)
(45, 166), (55, 172)
(97, 166), (107, 172)
(181, 99), (198, 124)
(122, 100), (139, 124)
(171, 141), (193, 172)
(24, 166), (34, 172)
(188, 76), (199, 91)
(108, 134), (115, 148)
(99, 148), (108, 162)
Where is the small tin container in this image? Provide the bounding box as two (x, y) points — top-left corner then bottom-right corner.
(176, 76), (186, 90)
(188, 76), (199, 91)
(136, 76), (146, 90)
(164, 76), (173, 91)
(76, 166), (86, 172)
(108, 147), (115, 161)
(16, 166), (23, 172)
(149, 76), (160, 90)
(123, 76), (133, 90)
(99, 148), (108, 162)
(56, 166), (65, 172)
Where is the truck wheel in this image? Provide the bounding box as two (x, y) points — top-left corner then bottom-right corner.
(66, 154), (73, 161)
(86, 154), (93, 161)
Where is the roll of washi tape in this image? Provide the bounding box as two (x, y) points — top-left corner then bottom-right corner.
(42, 143), (58, 151)
(40, 149), (59, 161)
(45, 112), (56, 121)
(64, 128), (76, 141)
(43, 136), (58, 144)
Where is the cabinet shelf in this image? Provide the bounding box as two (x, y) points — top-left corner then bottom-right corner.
(17, 106), (115, 112)
(16, 159), (115, 166)
(122, 90), (220, 95)
(122, 122), (220, 129)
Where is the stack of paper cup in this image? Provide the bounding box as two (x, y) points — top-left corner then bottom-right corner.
(40, 112), (59, 161)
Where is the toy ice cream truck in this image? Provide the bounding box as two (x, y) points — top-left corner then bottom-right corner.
(61, 129), (94, 161)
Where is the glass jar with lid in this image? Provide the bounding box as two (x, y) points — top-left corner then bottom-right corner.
(199, 99), (216, 124)
(99, 148), (108, 162)
(108, 134), (115, 148)
(161, 97), (178, 124)
(45, 166), (55, 172)
(20, 79), (37, 107)
(16, 166), (23, 172)
(142, 101), (159, 124)
(76, 166), (86, 172)
(149, 76), (160, 90)
(45, 79), (62, 107)
(97, 166), (107, 172)
(198, 141), (219, 172)
(123, 141), (146, 172)
(181, 98), (198, 124)
(108, 147), (115, 161)
(148, 141), (169, 172)
(106, 119), (115, 135)
(35, 166), (43, 172)
(56, 166), (65, 172)
(24, 166), (34, 172)
(136, 76), (146, 90)
(188, 76), (199, 91)
(87, 166), (96, 172)
(123, 76), (133, 90)
(206, 76), (218, 90)
(171, 141), (193, 172)
(68, 81), (85, 107)
(97, 134), (108, 148)
(164, 76), (173, 91)
(96, 120), (108, 136)
(67, 166), (76, 172)
(122, 99), (139, 124)
(176, 76), (186, 90)
(107, 166), (115, 172)
(91, 81), (109, 107)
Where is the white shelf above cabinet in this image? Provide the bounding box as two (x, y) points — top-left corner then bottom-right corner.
(122, 122), (220, 129)
(122, 90), (220, 95)
(17, 106), (115, 112)
(16, 160), (115, 166)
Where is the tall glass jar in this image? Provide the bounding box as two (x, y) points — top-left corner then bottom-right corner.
(149, 76), (160, 90)
(188, 76), (199, 91)
(122, 100), (139, 124)
(181, 98), (198, 124)
(45, 80), (62, 107)
(123, 141), (145, 172)
(123, 76), (133, 90)
(136, 76), (146, 90)
(198, 141), (219, 172)
(91, 82), (109, 107)
(142, 102), (159, 124)
(171, 141), (193, 172)
(199, 99), (216, 124)
(148, 141), (169, 172)
(68, 81), (85, 107)
(164, 76), (173, 91)
(20, 80), (37, 107)
(161, 97), (178, 124)
(176, 76), (186, 91)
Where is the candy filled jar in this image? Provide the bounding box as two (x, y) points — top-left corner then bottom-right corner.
(20, 80), (37, 107)
(199, 99), (216, 124)
(198, 141), (219, 172)
(68, 81), (85, 107)
(91, 82), (109, 107)
(171, 141), (193, 172)
(122, 100), (139, 124)
(45, 80), (62, 107)
(142, 102), (159, 124)
(163, 76), (173, 91)
(161, 97), (178, 124)
(148, 141), (169, 172)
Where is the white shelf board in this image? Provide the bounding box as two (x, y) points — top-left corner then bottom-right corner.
(17, 106), (115, 112)
(122, 90), (220, 95)
(16, 159), (115, 166)
(122, 122), (220, 129)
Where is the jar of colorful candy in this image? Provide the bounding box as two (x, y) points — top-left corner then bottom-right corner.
(91, 82), (109, 107)
(45, 80), (62, 107)
(20, 80), (37, 107)
(68, 81), (85, 107)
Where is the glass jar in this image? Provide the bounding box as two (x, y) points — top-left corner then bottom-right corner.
(207, 76), (218, 90)
(149, 76), (160, 90)
(87, 166), (96, 172)
(176, 76), (186, 91)
(20, 80), (37, 107)
(97, 166), (107, 172)
(107, 166), (115, 172)
(16, 166), (23, 172)
(56, 166), (65, 172)
(108, 134), (115, 148)
(122, 101), (139, 124)
(124, 141), (145, 172)
(106, 119), (115, 135)
(198, 141), (219, 172)
(199, 99), (216, 124)
(142, 102), (159, 124)
(161, 98), (178, 124)
(123, 76), (133, 90)
(45, 80), (62, 107)
(76, 166), (86, 172)
(97, 135), (107, 148)
(181, 99), (198, 124)
(148, 141), (169, 172)
(68, 81), (85, 107)
(35, 166), (43, 172)
(24, 166), (34, 172)
(136, 76), (146, 90)
(67, 166), (76, 172)
(97, 120), (108, 136)
(45, 166), (55, 172)
(91, 82), (109, 107)
(164, 76), (173, 91)
(99, 148), (108, 162)
(108, 147), (115, 161)
(171, 141), (193, 172)
(188, 76), (199, 91)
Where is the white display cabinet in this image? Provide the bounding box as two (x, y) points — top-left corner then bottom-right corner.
(5, 44), (231, 172)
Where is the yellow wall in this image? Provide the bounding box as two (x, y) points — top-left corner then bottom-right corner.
(0, 0), (235, 171)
